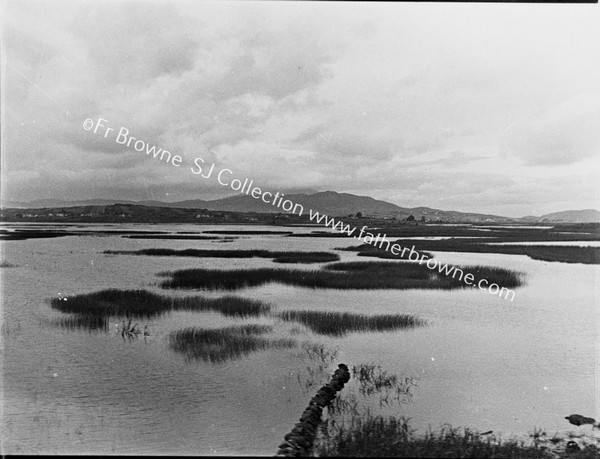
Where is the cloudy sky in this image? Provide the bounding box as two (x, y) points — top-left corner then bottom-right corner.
(2, 1), (599, 217)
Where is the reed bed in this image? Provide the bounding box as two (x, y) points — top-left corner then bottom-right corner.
(161, 261), (523, 291)
(121, 235), (221, 240)
(203, 230), (294, 235)
(105, 248), (339, 264)
(279, 310), (425, 336)
(354, 240), (600, 265)
(169, 325), (295, 363)
(50, 289), (270, 318)
(313, 415), (588, 458)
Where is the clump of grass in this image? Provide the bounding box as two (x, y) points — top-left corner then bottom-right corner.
(51, 314), (109, 332)
(314, 415), (586, 457)
(50, 289), (270, 318)
(161, 261), (523, 292)
(104, 248), (340, 264)
(169, 325), (295, 363)
(122, 235), (220, 240)
(203, 230), (294, 235)
(280, 310), (425, 336)
(274, 253), (340, 263)
(352, 364), (417, 407)
(343, 246), (434, 260)
(302, 343), (340, 363)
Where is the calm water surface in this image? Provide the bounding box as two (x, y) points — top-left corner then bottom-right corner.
(1, 224), (598, 454)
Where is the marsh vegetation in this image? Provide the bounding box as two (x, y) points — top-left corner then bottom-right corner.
(313, 363), (599, 458)
(50, 289), (271, 318)
(121, 234), (221, 240)
(279, 310), (425, 336)
(348, 240), (600, 264)
(160, 261), (523, 291)
(105, 248), (340, 263)
(314, 416), (600, 458)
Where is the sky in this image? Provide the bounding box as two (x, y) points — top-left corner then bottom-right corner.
(2, 1), (599, 218)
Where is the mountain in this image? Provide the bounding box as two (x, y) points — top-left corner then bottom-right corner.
(532, 209), (600, 223)
(1, 191), (514, 223)
(2, 191), (598, 223)
(198, 191), (406, 216)
(196, 191), (516, 222)
(0, 188), (321, 210)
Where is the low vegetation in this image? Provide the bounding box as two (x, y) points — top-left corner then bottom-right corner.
(0, 229), (78, 241)
(169, 325), (295, 363)
(161, 261), (523, 291)
(349, 240), (600, 265)
(314, 415), (599, 458)
(121, 234), (221, 240)
(279, 310), (425, 336)
(50, 289), (271, 318)
(203, 230), (294, 235)
(105, 248), (340, 263)
(314, 362), (599, 458)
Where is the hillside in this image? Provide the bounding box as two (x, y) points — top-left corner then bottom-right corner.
(2, 191), (598, 223)
(534, 209), (600, 223)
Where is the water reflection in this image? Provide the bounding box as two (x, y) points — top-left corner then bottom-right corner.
(169, 325), (296, 363)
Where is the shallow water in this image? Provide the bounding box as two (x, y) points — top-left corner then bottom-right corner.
(1, 224), (598, 454)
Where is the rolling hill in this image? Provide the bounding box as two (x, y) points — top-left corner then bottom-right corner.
(2, 191), (598, 223)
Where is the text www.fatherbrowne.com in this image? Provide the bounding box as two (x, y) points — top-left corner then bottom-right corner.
(83, 116), (517, 302)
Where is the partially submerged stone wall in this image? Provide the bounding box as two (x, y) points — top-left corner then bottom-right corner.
(276, 363), (351, 457)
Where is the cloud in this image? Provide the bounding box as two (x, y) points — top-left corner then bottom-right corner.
(503, 92), (600, 166)
(2, 1), (599, 216)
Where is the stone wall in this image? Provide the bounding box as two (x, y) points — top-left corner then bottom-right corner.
(276, 363), (351, 457)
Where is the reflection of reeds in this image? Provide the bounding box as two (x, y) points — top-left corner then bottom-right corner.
(169, 325), (295, 363)
(51, 314), (109, 332)
(161, 261), (523, 291)
(104, 248), (340, 264)
(50, 290), (270, 318)
(280, 310), (425, 337)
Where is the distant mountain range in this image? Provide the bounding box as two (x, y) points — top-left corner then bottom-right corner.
(521, 209), (600, 223)
(2, 191), (599, 223)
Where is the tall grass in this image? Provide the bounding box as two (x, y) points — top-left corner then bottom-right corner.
(169, 325), (295, 363)
(313, 361), (600, 458)
(105, 248), (340, 264)
(161, 261), (523, 291)
(279, 310), (425, 336)
(122, 235), (220, 240)
(314, 415), (588, 458)
(355, 240), (600, 265)
(50, 289), (271, 318)
(203, 230), (294, 235)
